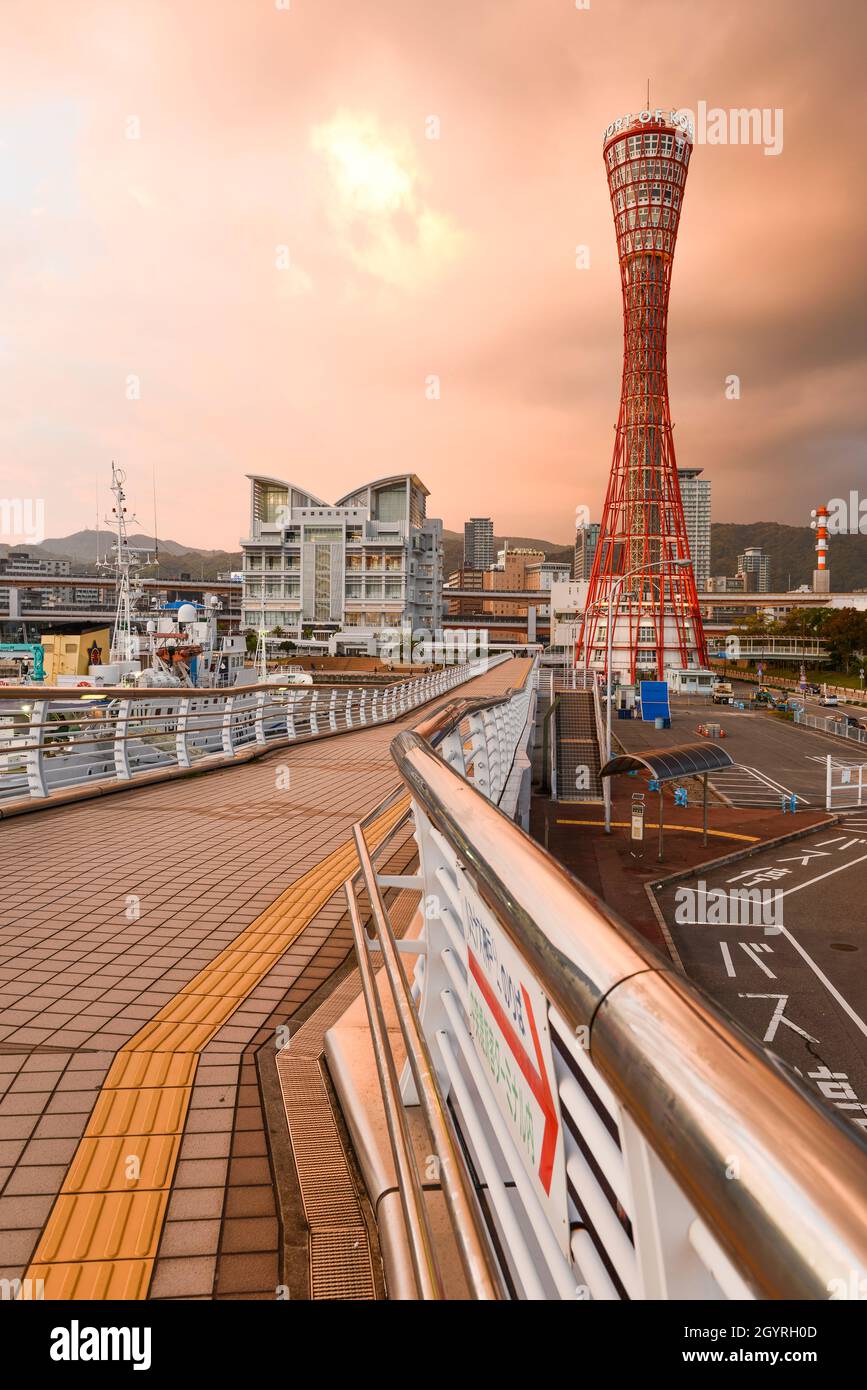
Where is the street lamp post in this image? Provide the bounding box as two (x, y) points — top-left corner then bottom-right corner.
(602, 558), (693, 833)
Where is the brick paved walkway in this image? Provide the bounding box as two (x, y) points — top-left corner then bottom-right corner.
(0, 658), (530, 1298)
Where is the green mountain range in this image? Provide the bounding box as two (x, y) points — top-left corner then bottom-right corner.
(4, 522), (866, 591)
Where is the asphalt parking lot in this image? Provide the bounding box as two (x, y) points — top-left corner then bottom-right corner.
(614, 695), (867, 808)
(653, 824), (867, 1139)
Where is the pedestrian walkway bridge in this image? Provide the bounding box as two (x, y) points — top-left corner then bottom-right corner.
(0, 655), (865, 1301)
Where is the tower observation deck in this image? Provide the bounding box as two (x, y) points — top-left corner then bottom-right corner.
(578, 108), (708, 681)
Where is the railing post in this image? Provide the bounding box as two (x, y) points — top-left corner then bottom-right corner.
(285, 691), (297, 739)
(254, 690), (268, 747)
(406, 804), (460, 1097)
(467, 711), (491, 796)
(329, 689), (338, 731)
(439, 730), (467, 778)
(371, 689), (379, 723)
(359, 689), (367, 725)
(25, 700), (48, 798)
(221, 696), (236, 757)
(345, 690), (353, 728)
(114, 698), (132, 780)
(309, 690), (319, 735)
(176, 696), (192, 769)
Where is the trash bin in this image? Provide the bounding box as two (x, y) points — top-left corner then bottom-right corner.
(654, 716), (664, 730)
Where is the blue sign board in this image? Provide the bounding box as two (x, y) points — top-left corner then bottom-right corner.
(639, 680), (671, 723)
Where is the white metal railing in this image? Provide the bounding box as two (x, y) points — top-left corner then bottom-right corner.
(825, 753), (867, 810)
(590, 672), (609, 818)
(0, 658), (509, 809)
(794, 706), (867, 749)
(346, 672), (867, 1301)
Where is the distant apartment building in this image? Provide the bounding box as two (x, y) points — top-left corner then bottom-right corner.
(707, 574), (746, 593)
(241, 473), (443, 638)
(0, 551), (75, 615)
(526, 560), (571, 617)
(573, 522), (600, 581)
(676, 468), (711, 592)
(446, 566), (484, 617)
(737, 546), (771, 593)
(483, 547), (545, 618)
(0, 551), (71, 577)
(463, 517), (494, 571)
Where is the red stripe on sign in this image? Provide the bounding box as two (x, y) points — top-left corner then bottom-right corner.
(467, 949), (559, 1194)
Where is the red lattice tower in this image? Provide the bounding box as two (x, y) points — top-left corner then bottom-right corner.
(577, 109), (708, 681)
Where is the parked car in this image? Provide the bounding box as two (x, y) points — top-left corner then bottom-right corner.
(819, 694), (838, 707)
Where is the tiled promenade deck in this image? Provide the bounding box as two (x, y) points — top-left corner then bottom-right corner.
(0, 658), (529, 1299)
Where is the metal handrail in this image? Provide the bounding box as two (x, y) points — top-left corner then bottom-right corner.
(387, 706), (867, 1299)
(343, 875), (444, 1299)
(347, 827), (503, 1300)
(590, 672), (610, 821)
(0, 659), (507, 809)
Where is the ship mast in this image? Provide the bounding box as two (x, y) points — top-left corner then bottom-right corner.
(100, 463), (152, 664)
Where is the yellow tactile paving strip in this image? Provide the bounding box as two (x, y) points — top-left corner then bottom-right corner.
(25, 795), (409, 1300)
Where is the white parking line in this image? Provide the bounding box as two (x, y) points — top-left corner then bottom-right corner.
(709, 765), (808, 806)
(769, 853), (867, 1039)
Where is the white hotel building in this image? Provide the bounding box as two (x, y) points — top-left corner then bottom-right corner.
(241, 473), (443, 643)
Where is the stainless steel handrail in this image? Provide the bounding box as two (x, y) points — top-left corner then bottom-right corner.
(343, 876), (444, 1299)
(388, 711), (867, 1300)
(348, 826), (503, 1300)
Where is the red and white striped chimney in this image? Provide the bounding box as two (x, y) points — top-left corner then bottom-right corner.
(810, 505), (830, 592)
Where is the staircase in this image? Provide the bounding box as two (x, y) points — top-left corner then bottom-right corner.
(554, 690), (603, 801)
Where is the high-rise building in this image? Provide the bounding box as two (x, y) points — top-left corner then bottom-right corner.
(573, 523), (600, 581)
(577, 108), (708, 681)
(241, 473), (442, 637)
(737, 546), (771, 593)
(463, 517), (494, 571)
(676, 468), (711, 592)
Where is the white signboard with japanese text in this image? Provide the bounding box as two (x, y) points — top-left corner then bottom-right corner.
(460, 879), (570, 1254)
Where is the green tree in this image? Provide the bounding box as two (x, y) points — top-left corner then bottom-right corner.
(823, 608), (867, 673)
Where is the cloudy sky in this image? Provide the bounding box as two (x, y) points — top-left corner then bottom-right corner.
(1, 0), (865, 548)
